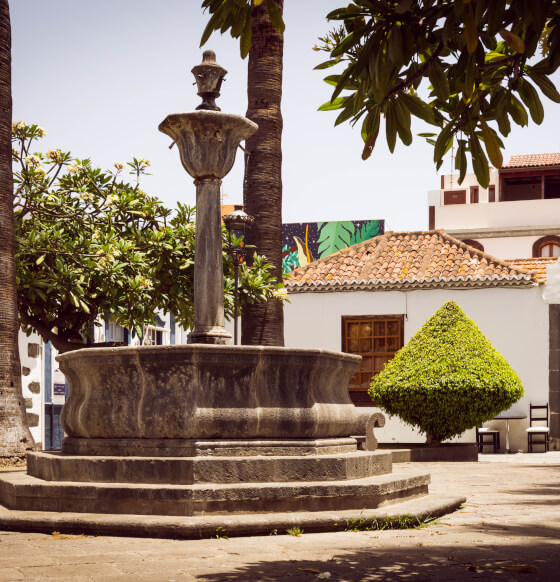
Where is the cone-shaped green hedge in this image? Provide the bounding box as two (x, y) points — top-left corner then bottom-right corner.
(369, 301), (523, 443)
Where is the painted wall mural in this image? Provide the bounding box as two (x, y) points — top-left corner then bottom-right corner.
(282, 219), (384, 274)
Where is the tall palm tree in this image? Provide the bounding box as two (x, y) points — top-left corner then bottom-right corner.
(241, 0), (284, 346)
(202, 0), (285, 346)
(0, 0), (35, 459)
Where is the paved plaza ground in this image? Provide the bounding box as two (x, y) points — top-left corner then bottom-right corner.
(0, 453), (559, 581)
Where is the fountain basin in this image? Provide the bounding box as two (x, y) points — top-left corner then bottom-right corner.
(58, 345), (360, 448)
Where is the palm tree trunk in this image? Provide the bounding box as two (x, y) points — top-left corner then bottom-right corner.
(241, 0), (285, 346)
(0, 0), (36, 459)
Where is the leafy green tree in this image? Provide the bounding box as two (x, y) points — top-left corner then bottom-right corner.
(13, 122), (281, 354)
(0, 0), (36, 460)
(201, 0), (286, 346)
(316, 0), (560, 187)
(369, 301), (523, 445)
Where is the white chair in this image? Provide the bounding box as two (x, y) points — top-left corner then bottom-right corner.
(526, 404), (549, 453)
(477, 426), (500, 453)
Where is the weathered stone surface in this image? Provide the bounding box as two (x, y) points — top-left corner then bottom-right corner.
(61, 437), (359, 457)
(26, 413), (39, 428)
(21, 367), (30, 376)
(0, 470), (430, 516)
(27, 343), (41, 358)
(23, 398), (33, 410)
(158, 111), (257, 180)
(27, 450), (393, 484)
(58, 345), (360, 441)
(188, 177), (231, 345)
(27, 382), (40, 394)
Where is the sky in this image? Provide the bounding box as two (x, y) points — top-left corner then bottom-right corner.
(11, 0), (560, 232)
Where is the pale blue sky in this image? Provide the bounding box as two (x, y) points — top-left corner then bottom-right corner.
(11, 1), (560, 230)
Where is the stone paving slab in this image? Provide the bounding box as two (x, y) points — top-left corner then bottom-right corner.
(0, 457), (558, 581)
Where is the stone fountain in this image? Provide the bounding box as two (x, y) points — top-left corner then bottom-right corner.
(0, 53), (453, 535)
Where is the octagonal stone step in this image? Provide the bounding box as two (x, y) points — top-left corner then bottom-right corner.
(26, 450), (392, 485)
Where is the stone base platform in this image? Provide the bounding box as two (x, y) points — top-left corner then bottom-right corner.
(0, 487), (465, 539)
(27, 450), (392, 484)
(0, 468), (430, 517)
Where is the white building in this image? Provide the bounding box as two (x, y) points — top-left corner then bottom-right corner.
(428, 153), (560, 259)
(283, 229), (559, 452)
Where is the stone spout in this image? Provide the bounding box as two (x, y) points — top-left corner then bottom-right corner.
(158, 110), (257, 179)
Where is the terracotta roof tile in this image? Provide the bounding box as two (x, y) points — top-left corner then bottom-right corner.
(504, 257), (558, 284)
(285, 230), (538, 292)
(504, 153), (560, 169)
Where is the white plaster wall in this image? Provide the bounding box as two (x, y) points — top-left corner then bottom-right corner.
(477, 235), (539, 260)
(18, 330), (43, 445)
(543, 259), (560, 303)
(284, 286), (548, 451)
(440, 171), (499, 201)
(434, 198), (560, 231)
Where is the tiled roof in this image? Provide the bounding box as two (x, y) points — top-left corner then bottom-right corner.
(504, 153), (560, 169)
(284, 230), (537, 292)
(504, 257), (558, 284)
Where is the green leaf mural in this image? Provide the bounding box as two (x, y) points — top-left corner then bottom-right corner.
(317, 221), (356, 258)
(349, 220), (381, 247)
(282, 219), (384, 273)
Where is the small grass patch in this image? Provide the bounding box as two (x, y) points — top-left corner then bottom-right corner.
(339, 512), (439, 532)
(286, 526), (304, 536)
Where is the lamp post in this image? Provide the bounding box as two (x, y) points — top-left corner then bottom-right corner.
(223, 205), (254, 345)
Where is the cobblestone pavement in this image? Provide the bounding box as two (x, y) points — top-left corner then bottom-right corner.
(1, 454), (559, 581)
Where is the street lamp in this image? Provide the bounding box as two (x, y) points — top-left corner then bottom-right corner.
(223, 205), (254, 345)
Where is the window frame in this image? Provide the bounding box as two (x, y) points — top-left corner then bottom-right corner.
(533, 235), (560, 258)
(341, 315), (404, 405)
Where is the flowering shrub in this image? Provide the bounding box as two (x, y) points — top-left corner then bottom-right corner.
(13, 122), (278, 352)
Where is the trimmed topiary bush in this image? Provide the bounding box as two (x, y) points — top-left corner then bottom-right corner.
(369, 301), (523, 445)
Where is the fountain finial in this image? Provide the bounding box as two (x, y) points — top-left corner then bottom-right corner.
(191, 50), (227, 111)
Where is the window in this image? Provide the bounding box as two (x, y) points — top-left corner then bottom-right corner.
(342, 315), (404, 405)
(470, 186), (479, 203)
(143, 326), (165, 346)
(444, 190), (466, 205)
(488, 185), (496, 202)
(106, 320), (127, 343)
(533, 235), (560, 258)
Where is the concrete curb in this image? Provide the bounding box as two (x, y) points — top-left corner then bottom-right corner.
(0, 493), (465, 540)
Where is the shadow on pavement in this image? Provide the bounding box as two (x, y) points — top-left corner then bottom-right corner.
(194, 539), (560, 581)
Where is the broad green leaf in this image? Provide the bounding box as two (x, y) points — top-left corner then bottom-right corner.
(314, 59), (341, 70)
(433, 122), (454, 164)
(318, 97), (346, 111)
(399, 93), (435, 123)
(428, 60), (450, 101)
(240, 14), (252, 58)
(465, 4), (478, 54)
(528, 72), (560, 103)
(394, 98), (413, 146)
(385, 101), (398, 153)
(479, 117), (503, 168)
(507, 94), (529, 127)
(499, 29), (525, 53)
(468, 127), (490, 188)
(265, 0), (285, 33)
(517, 79), (544, 125)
